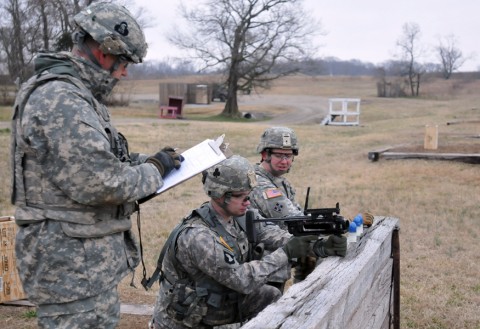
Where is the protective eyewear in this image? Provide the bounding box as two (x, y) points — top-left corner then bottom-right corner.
(270, 152), (294, 160)
(228, 192), (251, 202)
(118, 55), (131, 68)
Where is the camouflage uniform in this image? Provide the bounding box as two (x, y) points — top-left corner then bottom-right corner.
(250, 164), (303, 222)
(11, 3), (159, 328)
(250, 127), (303, 224)
(152, 156), (292, 329)
(249, 127), (316, 283)
(153, 203), (291, 329)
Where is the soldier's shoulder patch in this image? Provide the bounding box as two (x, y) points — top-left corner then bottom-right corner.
(223, 251), (235, 264)
(263, 188), (283, 199)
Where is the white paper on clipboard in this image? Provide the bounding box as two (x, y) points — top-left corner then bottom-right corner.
(156, 135), (227, 194)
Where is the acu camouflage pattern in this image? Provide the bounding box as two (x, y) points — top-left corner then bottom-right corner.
(11, 51), (162, 307)
(248, 164), (304, 283)
(249, 164), (303, 226)
(36, 285), (120, 328)
(255, 126), (299, 154)
(153, 203), (291, 328)
(250, 160), (318, 283)
(203, 155), (257, 199)
(74, 2), (147, 63)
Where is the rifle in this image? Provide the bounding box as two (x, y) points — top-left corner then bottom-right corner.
(246, 187), (349, 245)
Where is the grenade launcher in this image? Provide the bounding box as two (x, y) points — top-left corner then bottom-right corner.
(246, 187), (349, 247)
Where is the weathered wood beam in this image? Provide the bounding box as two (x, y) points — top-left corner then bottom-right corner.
(380, 152), (480, 164)
(242, 216), (399, 329)
(446, 119), (480, 125)
(368, 146), (393, 161)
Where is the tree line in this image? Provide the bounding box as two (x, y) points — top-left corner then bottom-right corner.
(0, 1), (475, 114)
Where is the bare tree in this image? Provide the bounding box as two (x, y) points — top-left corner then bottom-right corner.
(0, 0), (30, 82)
(0, 0), (121, 83)
(436, 34), (465, 79)
(0, 0), (73, 82)
(170, 0), (321, 117)
(396, 22), (425, 97)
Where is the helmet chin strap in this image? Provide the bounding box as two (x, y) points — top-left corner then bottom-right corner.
(109, 57), (123, 74)
(211, 196), (234, 219)
(94, 77), (119, 102)
(72, 30), (102, 68)
(221, 194), (233, 209)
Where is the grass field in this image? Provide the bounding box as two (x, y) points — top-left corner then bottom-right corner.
(0, 75), (479, 328)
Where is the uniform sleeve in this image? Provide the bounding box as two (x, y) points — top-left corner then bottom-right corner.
(176, 226), (289, 295)
(130, 152), (149, 165)
(23, 81), (162, 205)
(257, 221), (292, 251)
(250, 175), (303, 218)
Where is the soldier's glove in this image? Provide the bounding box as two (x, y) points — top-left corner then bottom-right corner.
(282, 235), (317, 260)
(147, 147), (184, 177)
(313, 235), (347, 258)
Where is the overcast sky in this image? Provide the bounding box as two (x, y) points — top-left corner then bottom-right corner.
(131, 0), (479, 71)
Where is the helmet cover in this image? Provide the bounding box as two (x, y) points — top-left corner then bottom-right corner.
(203, 155), (257, 199)
(256, 126), (299, 155)
(73, 2), (147, 63)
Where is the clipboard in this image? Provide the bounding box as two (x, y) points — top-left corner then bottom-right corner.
(156, 134), (227, 194)
(138, 135), (228, 204)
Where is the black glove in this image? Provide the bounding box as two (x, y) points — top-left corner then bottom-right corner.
(147, 147), (184, 177)
(161, 147), (184, 169)
(313, 235), (347, 258)
(282, 235), (317, 260)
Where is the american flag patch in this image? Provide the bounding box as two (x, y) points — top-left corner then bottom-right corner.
(264, 188), (283, 199)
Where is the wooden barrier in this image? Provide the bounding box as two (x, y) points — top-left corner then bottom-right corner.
(368, 147), (480, 164)
(242, 216), (400, 329)
(321, 98), (361, 126)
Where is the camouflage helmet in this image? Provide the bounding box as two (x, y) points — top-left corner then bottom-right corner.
(203, 155), (257, 199)
(73, 2), (147, 63)
(256, 127), (299, 155)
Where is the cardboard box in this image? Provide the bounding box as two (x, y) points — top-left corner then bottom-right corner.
(0, 216), (27, 303)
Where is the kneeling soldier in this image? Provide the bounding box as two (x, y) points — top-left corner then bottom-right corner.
(150, 155), (316, 328)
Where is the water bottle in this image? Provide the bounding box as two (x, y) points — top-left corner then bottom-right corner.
(347, 221), (357, 244)
(354, 214), (364, 236)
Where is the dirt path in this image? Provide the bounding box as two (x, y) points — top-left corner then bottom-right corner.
(128, 93), (330, 125)
(0, 94), (329, 129)
(237, 94), (329, 125)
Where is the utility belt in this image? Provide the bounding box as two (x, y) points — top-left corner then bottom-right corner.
(14, 202), (136, 238)
(162, 278), (240, 328)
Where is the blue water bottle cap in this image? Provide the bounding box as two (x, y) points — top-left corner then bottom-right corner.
(356, 214), (363, 224)
(349, 221), (357, 233)
(354, 216), (360, 226)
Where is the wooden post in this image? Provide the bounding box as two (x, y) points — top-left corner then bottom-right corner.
(424, 125), (438, 150)
(392, 226), (400, 329)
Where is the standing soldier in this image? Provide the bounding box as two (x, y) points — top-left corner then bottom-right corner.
(10, 2), (182, 328)
(249, 127), (347, 283)
(150, 155), (316, 329)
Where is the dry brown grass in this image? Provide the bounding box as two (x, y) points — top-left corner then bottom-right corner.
(1, 75), (479, 328)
